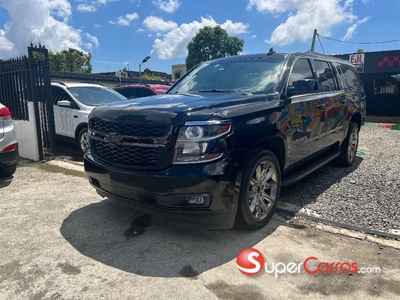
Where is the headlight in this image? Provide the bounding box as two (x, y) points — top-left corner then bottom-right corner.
(173, 120), (232, 164)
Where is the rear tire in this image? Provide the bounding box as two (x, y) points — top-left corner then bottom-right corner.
(0, 163), (17, 177)
(77, 127), (89, 154)
(334, 122), (359, 167)
(235, 150), (281, 231)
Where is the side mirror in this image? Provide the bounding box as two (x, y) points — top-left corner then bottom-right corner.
(287, 79), (319, 97)
(57, 100), (71, 107)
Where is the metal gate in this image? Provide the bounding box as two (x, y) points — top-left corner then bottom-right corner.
(0, 44), (57, 159)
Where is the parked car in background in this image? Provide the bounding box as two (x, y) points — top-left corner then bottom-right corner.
(113, 84), (171, 99)
(85, 51), (365, 230)
(0, 103), (19, 177)
(51, 81), (127, 153)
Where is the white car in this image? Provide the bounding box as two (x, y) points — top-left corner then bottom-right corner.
(52, 81), (127, 153)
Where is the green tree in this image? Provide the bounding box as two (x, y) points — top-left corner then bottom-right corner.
(357, 49), (364, 53)
(141, 73), (163, 81)
(185, 26), (244, 70)
(49, 48), (92, 73)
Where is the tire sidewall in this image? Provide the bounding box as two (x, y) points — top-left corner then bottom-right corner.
(345, 122), (359, 165)
(77, 127), (89, 154)
(237, 149), (281, 230)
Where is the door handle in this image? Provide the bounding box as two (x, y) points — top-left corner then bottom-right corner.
(73, 115), (78, 118)
(316, 104), (326, 110)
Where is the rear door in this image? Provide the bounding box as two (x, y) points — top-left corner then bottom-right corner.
(311, 59), (345, 147)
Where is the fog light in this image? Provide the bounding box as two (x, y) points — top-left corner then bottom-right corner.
(186, 196), (205, 205)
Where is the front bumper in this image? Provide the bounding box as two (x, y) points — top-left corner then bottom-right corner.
(84, 151), (240, 229)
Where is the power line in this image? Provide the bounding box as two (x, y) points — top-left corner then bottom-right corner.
(317, 35), (325, 54)
(318, 34), (400, 45)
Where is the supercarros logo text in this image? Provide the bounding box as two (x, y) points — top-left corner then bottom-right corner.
(236, 248), (381, 278)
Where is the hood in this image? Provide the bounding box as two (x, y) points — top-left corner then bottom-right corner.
(90, 92), (280, 124)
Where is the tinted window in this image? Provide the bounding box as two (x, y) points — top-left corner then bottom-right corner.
(337, 63), (362, 91)
(136, 88), (156, 98)
(288, 59), (314, 87)
(313, 60), (337, 92)
(117, 88), (136, 99)
(68, 86), (127, 106)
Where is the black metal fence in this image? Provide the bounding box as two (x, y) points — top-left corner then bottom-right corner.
(0, 56), (30, 120)
(0, 45), (57, 159)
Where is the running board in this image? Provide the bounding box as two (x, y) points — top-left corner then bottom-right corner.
(281, 151), (340, 187)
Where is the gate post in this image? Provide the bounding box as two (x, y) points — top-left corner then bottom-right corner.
(28, 47), (45, 161)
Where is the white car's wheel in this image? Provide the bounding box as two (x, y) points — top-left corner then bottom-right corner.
(77, 127), (89, 154)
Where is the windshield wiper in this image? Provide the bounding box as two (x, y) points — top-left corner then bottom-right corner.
(198, 89), (252, 95)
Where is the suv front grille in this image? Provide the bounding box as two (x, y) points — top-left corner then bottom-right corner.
(94, 140), (164, 166)
(91, 119), (167, 137)
(90, 117), (172, 169)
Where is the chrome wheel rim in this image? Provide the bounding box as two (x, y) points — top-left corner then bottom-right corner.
(248, 160), (278, 221)
(80, 131), (89, 152)
(347, 127), (358, 163)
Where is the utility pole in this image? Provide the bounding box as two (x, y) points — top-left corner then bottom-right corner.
(311, 29), (317, 52)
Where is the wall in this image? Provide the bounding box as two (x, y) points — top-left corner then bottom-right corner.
(171, 64), (187, 82)
(13, 102), (40, 161)
(333, 50), (400, 117)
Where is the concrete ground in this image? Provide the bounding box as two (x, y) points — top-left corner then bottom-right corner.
(0, 159), (399, 299)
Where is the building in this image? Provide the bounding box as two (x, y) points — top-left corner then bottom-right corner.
(171, 64), (187, 82)
(334, 50), (400, 122)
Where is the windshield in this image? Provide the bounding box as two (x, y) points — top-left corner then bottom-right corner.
(68, 86), (127, 106)
(169, 57), (284, 95)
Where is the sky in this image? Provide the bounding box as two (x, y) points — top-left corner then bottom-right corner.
(0, 0), (399, 74)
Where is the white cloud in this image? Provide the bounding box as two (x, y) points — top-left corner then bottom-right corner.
(342, 24), (357, 41)
(151, 17), (249, 59)
(341, 16), (370, 41)
(49, 0), (72, 21)
(143, 16), (178, 32)
(85, 33), (99, 50)
(220, 20), (248, 35)
(0, 0), (98, 58)
(77, 4), (97, 13)
(97, 0), (119, 5)
(152, 0), (180, 13)
(109, 12), (139, 26)
(0, 34), (14, 52)
(247, 0), (360, 46)
(247, 0), (297, 14)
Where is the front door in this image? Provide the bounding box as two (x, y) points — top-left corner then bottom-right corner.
(286, 58), (327, 164)
(52, 86), (79, 138)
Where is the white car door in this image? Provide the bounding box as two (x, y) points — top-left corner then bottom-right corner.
(52, 86), (81, 138)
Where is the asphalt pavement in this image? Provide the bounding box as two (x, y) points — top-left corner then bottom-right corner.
(0, 158), (399, 299)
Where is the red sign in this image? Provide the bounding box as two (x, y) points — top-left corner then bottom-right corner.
(349, 54), (365, 73)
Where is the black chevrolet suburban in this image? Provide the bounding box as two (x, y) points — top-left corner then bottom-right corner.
(84, 51), (366, 230)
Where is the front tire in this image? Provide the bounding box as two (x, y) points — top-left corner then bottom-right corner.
(77, 127), (89, 154)
(235, 150), (281, 230)
(334, 122), (359, 167)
